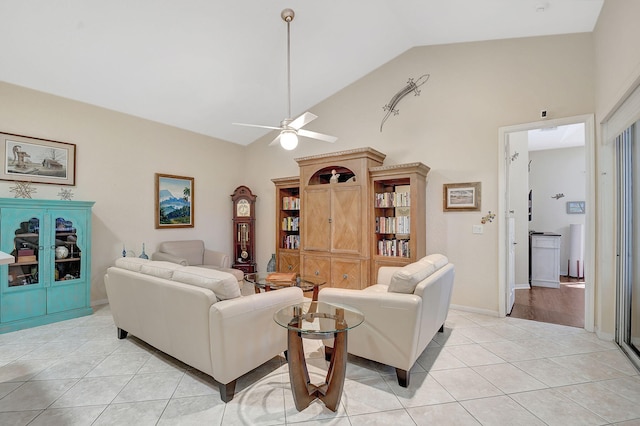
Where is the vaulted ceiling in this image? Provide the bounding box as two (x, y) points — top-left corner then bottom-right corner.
(0, 1), (603, 145)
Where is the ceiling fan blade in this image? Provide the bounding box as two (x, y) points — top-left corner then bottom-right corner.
(298, 129), (337, 143)
(288, 112), (317, 130)
(233, 122), (283, 131)
(268, 133), (282, 146)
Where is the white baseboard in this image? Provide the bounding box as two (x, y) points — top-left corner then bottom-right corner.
(515, 283), (530, 290)
(450, 304), (500, 317)
(594, 327), (615, 342)
(91, 299), (109, 307)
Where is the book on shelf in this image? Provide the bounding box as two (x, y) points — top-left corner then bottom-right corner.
(283, 235), (300, 250)
(375, 216), (410, 234)
(377, 238), (410, 257)
(395, 185), (411, 207)
(374, 185), (411, 208)
(282, 196), (300, 210)
(281, 216), (299, 231)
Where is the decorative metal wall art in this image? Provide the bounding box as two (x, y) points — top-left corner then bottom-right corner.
(380, 74), (430, 131)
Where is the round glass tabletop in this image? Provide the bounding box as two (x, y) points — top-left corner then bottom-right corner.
(274, 301), (364, 338)
(244, 272), (326, 293)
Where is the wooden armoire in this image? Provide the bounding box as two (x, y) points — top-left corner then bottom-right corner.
(273, 147), (429, 290)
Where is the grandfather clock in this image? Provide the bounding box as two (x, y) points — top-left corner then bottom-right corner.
(231, 186), (257, 274)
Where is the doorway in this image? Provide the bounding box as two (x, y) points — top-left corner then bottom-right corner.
(498, 114), (595, 332)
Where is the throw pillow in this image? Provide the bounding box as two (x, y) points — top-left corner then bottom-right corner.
(423, 254), (449, 269)
(172, 266), (241, 300)
(388, 257), (437, 294)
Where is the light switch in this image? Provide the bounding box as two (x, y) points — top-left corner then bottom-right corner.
(472, 225), (484, 234)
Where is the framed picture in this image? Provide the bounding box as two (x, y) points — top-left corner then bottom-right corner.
(155, 173), (194, 228)
(566, 201), (585, 214)
(443, 182), (481, 211)
(0, 132), (76, 186)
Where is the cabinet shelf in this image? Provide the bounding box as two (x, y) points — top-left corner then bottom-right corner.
(273, 177), (301, 274)
(369, 162), (429, 277)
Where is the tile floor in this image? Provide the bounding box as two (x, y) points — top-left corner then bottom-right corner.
(0, 305), (639, 425)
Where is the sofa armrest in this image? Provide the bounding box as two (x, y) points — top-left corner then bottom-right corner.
(209, 287), (304, 384)
(318, 287), (422, 370)
(203, 249), (230, 268)
(151, 252), (188, 266)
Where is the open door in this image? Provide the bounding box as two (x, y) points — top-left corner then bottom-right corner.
(507, 216), (516, 314)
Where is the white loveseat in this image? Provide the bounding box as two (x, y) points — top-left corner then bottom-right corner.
(151, 240), (244, 283)
(104, 257), (304, 402)
(318, 254), (454, 387)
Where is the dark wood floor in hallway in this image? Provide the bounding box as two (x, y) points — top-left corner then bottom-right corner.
(509, 276), (585, 328)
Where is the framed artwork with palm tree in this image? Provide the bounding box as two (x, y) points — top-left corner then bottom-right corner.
(155, 173), (194, 228)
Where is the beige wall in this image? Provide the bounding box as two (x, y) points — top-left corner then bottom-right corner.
(245, 33), (595, 315)
(0, 82), (245, 304)
(4, 12), (635, 325)
(592, 0), (640, 336)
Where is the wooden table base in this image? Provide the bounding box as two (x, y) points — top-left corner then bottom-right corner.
(287, 325), (347, 411)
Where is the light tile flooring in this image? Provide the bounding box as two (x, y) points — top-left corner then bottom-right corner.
(1, 305), (639, 425)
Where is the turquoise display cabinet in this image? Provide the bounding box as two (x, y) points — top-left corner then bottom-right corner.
(0, 198), (95, 333)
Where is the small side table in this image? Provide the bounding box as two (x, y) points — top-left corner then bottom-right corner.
(274, 301), (364, 412)
(245, 273), (326, 301)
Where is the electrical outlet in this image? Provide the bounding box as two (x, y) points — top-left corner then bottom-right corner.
(472, 225), (484, 234)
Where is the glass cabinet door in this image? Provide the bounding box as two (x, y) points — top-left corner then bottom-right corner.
(52, 216), (81, 282)
(7, 216), (42, 288)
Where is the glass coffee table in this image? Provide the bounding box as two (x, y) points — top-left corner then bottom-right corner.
(274, 301), (364, 412)
(244, 272), (326, 301)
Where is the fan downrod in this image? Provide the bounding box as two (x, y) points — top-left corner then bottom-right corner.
(281, 8), (294, 22)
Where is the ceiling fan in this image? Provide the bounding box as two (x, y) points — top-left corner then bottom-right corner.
(233, 8), (337, 150)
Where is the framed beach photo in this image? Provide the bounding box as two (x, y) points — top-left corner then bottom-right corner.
(0, 132), (76, 186)
(443, 182), (481, 211)
(155, 173), (194, 228)
(566, 201), (585, 214)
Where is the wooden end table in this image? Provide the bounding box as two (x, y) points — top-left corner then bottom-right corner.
(274, 301), (364, 412)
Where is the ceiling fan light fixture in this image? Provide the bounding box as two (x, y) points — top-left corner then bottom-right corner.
(280, 130), (298, 150)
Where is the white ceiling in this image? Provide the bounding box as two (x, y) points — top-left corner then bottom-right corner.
(528, 123), (586, 151)
(0, 0), (603, 146)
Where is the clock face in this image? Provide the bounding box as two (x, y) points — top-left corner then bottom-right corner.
(236, 199), (250, 217)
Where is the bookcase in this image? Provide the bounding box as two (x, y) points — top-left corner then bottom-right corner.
(272, 149), (429, 290)
(272, 176), (301, 273)
(369, 162), (430, 280)
(0, 198), (94, 333)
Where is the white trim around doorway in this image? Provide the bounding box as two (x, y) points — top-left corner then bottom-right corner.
(497, 114), (595, 332)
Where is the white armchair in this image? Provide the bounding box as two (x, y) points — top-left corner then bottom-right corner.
(318, 254), (455, 387)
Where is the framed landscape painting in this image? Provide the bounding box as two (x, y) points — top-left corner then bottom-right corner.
(155, 173), (194, 228)
(0, 132), (76, 185)
(443, 182), (481, 211)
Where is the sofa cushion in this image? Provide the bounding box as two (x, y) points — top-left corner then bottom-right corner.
(140, 261), (185, 279)
(388, 257), (438, 294)
(172, 266), (241, 300)
(114, 257), (150, 272)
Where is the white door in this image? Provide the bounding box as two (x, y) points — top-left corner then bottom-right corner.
(507, 216), (516, 314)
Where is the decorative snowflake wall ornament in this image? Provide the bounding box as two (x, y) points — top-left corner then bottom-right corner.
(58, 188), (74, 200)
(10, 181), (37, 198)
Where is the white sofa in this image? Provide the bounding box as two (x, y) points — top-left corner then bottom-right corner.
(104, 257), (304, 402)
(151, 240), (244, 283)
(318, 254), (454, 387)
